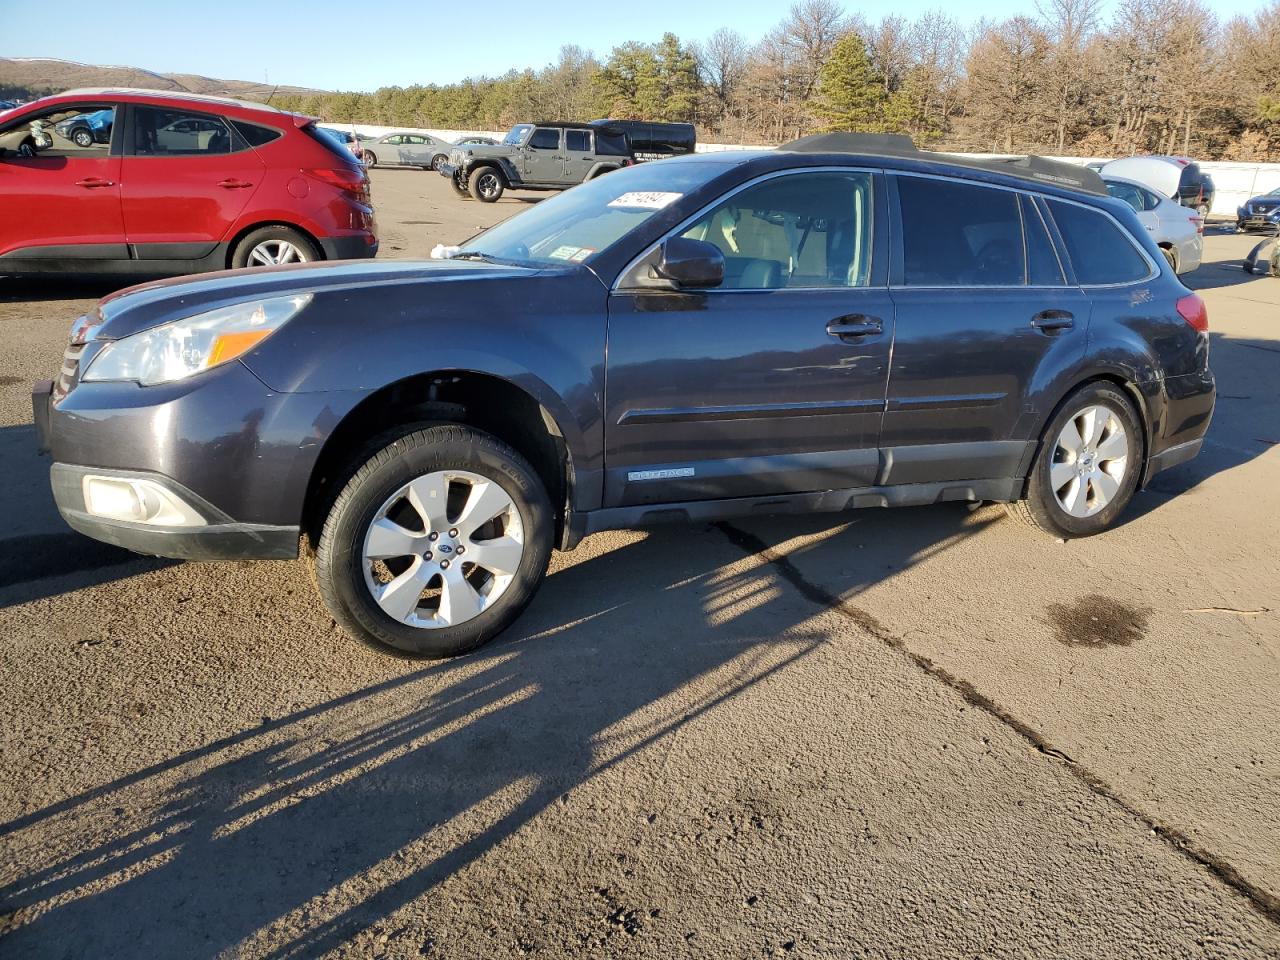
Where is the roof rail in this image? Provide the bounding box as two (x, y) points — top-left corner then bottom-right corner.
(779, 132), (1107, 197)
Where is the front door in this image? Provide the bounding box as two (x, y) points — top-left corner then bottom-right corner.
(120, 105), (264, 260)
(881, 176), (1091, 485)
(522, 127), (563, 183)
(0, 103), (125, 261)
(604, 169), (893, 506)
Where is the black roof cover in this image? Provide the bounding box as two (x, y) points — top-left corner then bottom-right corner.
(780, 132), (1107, 197)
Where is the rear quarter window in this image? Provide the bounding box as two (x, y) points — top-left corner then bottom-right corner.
(233, 120), (284, 148)
(1047, 199), (1151, 285)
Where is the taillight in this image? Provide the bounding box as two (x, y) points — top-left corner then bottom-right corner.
(1189, 215), (1204, 235)
(1176, 293), (1208, 333)
(303, 166), (370, 203)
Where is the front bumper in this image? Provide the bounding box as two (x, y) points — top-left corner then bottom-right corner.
(34, 360), (367, 561)
(438, 162), (460, 180)
(50, 463), (299, 560)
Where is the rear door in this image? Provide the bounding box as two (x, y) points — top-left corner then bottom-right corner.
(120, 104), (264, 261)
(604, 168), (893, 506)
(563, 129), (595, 182)
(881, 175), (1091, 485)
(0, 102), (125, 261)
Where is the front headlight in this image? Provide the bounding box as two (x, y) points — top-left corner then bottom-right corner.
(82, 294), (311, 386)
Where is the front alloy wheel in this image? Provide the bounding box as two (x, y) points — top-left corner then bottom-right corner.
(362, 470), (526, 628)
(315, 425), (554, 657)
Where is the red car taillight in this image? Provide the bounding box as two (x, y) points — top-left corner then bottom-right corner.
(1189, 214), (1204, 235)
(304, 166), (371, 204)
(1177, 293), (1208, 333)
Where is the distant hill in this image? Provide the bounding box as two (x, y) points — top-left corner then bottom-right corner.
(0, 57), (330, 102)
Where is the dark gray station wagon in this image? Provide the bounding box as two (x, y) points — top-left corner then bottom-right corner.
(34, 133), (1215, 657)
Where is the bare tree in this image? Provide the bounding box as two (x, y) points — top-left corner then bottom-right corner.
(961, 17), (1052, 152)
(1036, 0), (1103, 152)
(695, 28), (749, 133)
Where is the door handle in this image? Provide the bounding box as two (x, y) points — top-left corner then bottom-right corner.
(1031, 310), (1074, 333)
(75, 177), (114, 188)
(826, 315), (883, 340)
(217, 179), (254, 189)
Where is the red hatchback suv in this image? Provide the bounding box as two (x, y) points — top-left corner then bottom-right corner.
(0, 88), (377, 274)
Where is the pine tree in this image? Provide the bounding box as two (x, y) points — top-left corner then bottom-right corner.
(814, 33), (888, 132)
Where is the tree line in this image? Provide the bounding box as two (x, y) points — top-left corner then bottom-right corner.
(10, 0), (1279, 160)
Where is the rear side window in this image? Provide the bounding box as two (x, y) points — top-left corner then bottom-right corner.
(594, 130), (629, 156)
(234, 120), (283, 148)
(1047, 199), (1151, 285)
(566, 129), (591, 152)
(1022, 197), (1065, 286)
(133, 107), (231, 156)
(898, 176), (1024, 286)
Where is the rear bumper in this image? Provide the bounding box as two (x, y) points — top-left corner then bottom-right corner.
(320, 235), (378, 261)
(50, 463), (299, 560)
(1143, 367), (1215, 485)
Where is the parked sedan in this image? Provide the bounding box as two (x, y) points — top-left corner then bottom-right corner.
(54, 107), (113, 147)
(359, 132), (453, 170)
(1103, 174), (1202, 273)
(1237, 187), (1280, 233)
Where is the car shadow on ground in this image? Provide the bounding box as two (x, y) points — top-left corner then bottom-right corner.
(1182, 242), (1276, 291)
(0, 274), (165, 304)
(0, 500), (993, 958)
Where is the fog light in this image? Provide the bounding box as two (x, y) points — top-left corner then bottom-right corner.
(82, 476), (206, 527)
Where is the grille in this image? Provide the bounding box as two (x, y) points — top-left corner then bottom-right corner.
(1254, 201), (1278, 213)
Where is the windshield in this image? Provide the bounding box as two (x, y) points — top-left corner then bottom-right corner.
(456, 161), (733, 266)
(1267, 188), (1280, 197)
(503, 124), (532, 146)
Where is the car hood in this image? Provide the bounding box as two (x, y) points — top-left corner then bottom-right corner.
(92, 259), (555, 341)
(1245, 195), (1280, 207)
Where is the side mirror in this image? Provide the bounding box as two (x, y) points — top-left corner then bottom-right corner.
(654, 236), (724, 289)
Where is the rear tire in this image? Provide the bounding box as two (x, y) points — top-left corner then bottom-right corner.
(469, 166), (505, 203)
(431, 153), (447, 171)
(1006, 382), (1142, 539)
(363, 150), (378, 168)
(1160, 247), (1177, 272)
(315, 425), (554, 657)
(231, 225), (319, 269)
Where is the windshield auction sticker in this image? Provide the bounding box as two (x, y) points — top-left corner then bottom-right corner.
(549, 245), (594, 261)
(608, 191), (683, 210)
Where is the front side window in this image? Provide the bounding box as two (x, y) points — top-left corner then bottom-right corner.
(529, 128), (561, 151)
(1047, 199), (1151, 285)
(679, 171), (874, 289)
(898, 176), (1024, 287)
(0, 104), (116, 159)
(133, 107), (231, 156)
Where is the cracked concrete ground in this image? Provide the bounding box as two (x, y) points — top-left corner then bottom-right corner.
(1, 171), (1278, 958)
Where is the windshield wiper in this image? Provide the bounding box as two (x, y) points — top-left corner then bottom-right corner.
(450, 251), (498, 262)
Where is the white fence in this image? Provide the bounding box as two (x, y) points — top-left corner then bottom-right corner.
(330, 123), (1278, 217)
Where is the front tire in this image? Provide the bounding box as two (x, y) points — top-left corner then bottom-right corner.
(315, 425), (554, 657)
(1006, 382), (1142, 538)
(451, 176), (469, 197)
(469, 166), (505, 202)
(72, 127), (93, 148)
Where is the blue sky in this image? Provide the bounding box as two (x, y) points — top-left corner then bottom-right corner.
(2, 0), (1261, 92)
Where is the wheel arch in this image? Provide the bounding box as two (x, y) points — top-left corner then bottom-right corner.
(1025, 370), (1154, 493)
(224, 221), (325, 267)
(302, 369), (575, 552)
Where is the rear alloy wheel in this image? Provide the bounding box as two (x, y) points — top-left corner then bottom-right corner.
(363, 150), (378, 168)
(431, 153), (447, 171)
(1197, 202), (1210, 218)
(1007, 382), (1142, 538)
(469, 166), (505, 203)
(315, 425), (554, 657)
(231, 226), (319, 270)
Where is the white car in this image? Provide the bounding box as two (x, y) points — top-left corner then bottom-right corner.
(1102, 174), (1202, 274)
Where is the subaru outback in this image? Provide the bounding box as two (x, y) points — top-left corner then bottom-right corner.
(33, 133), (1215, 658)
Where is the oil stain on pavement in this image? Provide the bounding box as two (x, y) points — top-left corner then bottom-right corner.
(1048, 595), (1150, 647)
